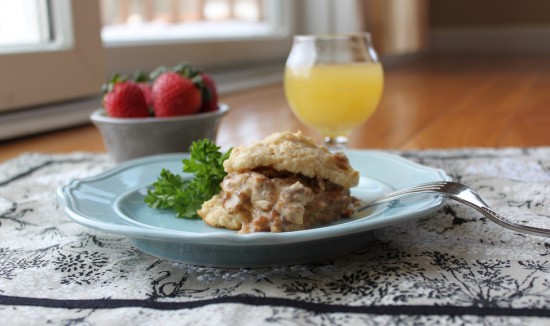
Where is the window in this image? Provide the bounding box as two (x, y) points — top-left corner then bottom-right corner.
(0, 0), (292, 114)
(0, 0), (364, 140)
(100, 0), (274, 43)
(101, 0), (293, 75)
(0, 0), (52, 50)
(0, 1), (105, 113)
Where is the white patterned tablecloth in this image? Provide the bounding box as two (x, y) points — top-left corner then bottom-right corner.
(0, 148), (549, 325)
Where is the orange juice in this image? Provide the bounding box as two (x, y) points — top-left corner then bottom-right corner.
(284, 63), (383, 137)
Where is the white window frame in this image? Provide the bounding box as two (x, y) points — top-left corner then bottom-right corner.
(0, 0), (52, 51)
(0, 1), (106, 112)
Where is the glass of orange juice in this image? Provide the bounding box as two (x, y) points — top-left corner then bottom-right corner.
(284, 33), (383, 150)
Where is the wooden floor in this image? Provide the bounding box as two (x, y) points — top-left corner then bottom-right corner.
(1, 54), (549, 162)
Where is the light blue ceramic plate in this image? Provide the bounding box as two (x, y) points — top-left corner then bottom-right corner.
(57, 151), (451, 268)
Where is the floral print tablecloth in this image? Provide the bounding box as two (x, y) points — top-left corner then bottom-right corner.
(1, 148), (549, 325)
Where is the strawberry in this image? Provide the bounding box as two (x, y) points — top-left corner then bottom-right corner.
(198, 73), (218, 112)
(133, 70), (154, 110)
(152, 71), (202, 117)
(103, 76), (149, 118)
(137, 82), (154, 109)
(171, 63), (218, 112)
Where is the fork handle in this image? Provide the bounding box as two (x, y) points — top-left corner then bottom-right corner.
(477, 206), (550, 238)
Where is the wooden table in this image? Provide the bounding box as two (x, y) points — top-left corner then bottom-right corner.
(1, 54), (549, 162)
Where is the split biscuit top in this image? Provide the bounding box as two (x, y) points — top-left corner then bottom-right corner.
(223, 131), (359, 189)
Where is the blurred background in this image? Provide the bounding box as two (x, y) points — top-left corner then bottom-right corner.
(1, 0), (549, 140)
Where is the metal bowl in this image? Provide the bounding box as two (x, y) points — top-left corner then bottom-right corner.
(91, 103), (229, 162)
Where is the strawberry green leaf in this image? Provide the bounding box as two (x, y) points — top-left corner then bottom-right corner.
(133, 69), (149, 83)
(173, 62), (201, 79)
(102, 73), (127, 93)
(149, 66), (170, 81)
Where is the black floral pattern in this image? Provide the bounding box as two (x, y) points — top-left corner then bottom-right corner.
(53, 250), (110, 285)
(0, 149), (549, 325)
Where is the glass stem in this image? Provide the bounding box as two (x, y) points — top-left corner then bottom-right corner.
(323, 136), (348, 152)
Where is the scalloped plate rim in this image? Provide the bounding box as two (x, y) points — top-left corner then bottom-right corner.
(57, 151), (451, 246)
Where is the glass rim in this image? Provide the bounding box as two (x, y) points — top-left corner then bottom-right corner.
(293, 32), (372, 42)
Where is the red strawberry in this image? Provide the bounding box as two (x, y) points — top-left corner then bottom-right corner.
(103, 79), (149, 118)
(132, 70), (154, 110)
(137, 82), (154, 109)
(169, 63), (218, 112)
(152, 72), (202, 117)
(198, 73), (218, 112)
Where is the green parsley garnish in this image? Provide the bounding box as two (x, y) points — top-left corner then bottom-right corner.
(144, 139), (232, 219)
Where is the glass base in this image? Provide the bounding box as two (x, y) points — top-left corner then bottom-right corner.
(324, 136), (348, 151)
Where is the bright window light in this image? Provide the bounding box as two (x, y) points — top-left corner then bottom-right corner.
(0, 0), (50, 48)
(0, 0), (73, 54)
(100, 0), (274, 45)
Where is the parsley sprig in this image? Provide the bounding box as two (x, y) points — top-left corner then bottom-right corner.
(144, 139), (232, 219)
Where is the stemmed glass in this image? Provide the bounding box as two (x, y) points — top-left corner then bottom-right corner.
(284, 33), (384, 150)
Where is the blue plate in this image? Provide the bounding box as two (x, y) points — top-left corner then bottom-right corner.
(57, 151), (451, 267)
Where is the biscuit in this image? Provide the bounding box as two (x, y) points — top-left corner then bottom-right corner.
(223, 131), (359, 188)
(198, 194), (247, 230)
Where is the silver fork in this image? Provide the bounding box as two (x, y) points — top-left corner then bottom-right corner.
(357, 181), (550, 238)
